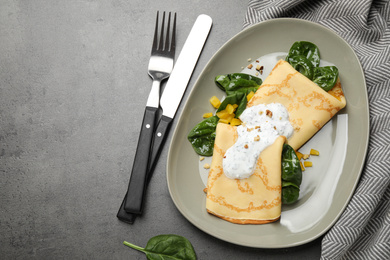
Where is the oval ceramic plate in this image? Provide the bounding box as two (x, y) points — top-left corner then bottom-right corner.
(166, 18), (369, 248)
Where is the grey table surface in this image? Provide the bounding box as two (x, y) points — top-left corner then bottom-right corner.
(0, 0), (322, 259)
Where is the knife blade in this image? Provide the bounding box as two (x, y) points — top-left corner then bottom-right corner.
(159, 14), (213, 119)
(120, 14), (213, 219)
(148, 14), (213, 172)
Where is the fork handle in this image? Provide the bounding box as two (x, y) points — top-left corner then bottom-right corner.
(124, 106), (158, 214)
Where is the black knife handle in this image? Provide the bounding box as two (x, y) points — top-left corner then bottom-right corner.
(117, 115), (173, 224)
(148, 115), (173, 176)
(124, 106), (158, 214)
(117, 193), (137, 224)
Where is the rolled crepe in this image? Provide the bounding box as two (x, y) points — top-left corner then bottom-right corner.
(206, 59), (346, 224)
(248, 59), (346, 150)
(206, 123), (286, 224)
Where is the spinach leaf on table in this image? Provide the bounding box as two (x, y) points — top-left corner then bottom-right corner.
(124, 234), (197, 260)
(187, 116), (219, 156)
(281, 144), (302, 204)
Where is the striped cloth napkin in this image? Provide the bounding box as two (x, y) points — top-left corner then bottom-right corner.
(243, 0), (390, 259)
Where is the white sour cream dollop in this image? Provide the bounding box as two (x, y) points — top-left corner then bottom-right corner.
(223, 103), (294, 179)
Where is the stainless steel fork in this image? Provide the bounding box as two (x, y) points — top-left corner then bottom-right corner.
(124, 11), (176, 214)
(146, 11), (176, 109)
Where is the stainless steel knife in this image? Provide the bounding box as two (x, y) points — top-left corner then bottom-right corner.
(120, 14), (213, 218)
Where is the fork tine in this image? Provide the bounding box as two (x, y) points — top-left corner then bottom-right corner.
(170, 13), (176, 53)
(159, 12), (166, 50)
(165, 12), (171, 51)
(152, 11), (159, 51)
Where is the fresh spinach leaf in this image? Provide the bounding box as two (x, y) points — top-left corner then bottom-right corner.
(281, 144), (302, 204)
(285, 55), (314, 80)
(286, 41), (340, 92)
(188, 73), (261, 156)
(187, 116), (219, 156)
(187, 92), (249, 156)
(281, 144), (302, 186)
(217, 92), (247, 118)
(313, 66), (339, 91)
(215, 73), (262, 96)
(285, 41), (320, 68)
(282, 181), (300, 205)
(124, 234), (197, 260)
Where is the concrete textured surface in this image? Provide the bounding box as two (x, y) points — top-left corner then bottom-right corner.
(0, 0), (322, 259)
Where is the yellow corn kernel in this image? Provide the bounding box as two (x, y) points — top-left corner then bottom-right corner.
(225, 114), (235, 122)
(310, 149), (320, 156)
(300, 161), (305, 171)
(296, 151), (303, 161)
(230, 118), (242, 126)
(216, 110), (229, 119)
(216, 110), (235, 121)
(210, 96), (221, 109)
(219, 118), (230, 124)
(202, 112), (213, 118)
(247, 91), (255, 101)
(225, 104), (235, 114)
(304, 161), (313, 167)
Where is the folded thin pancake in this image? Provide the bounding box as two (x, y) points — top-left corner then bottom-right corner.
(205, 59), (346, 224)
(206, 123), (286, 224)
(248, 59), (346, 150)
